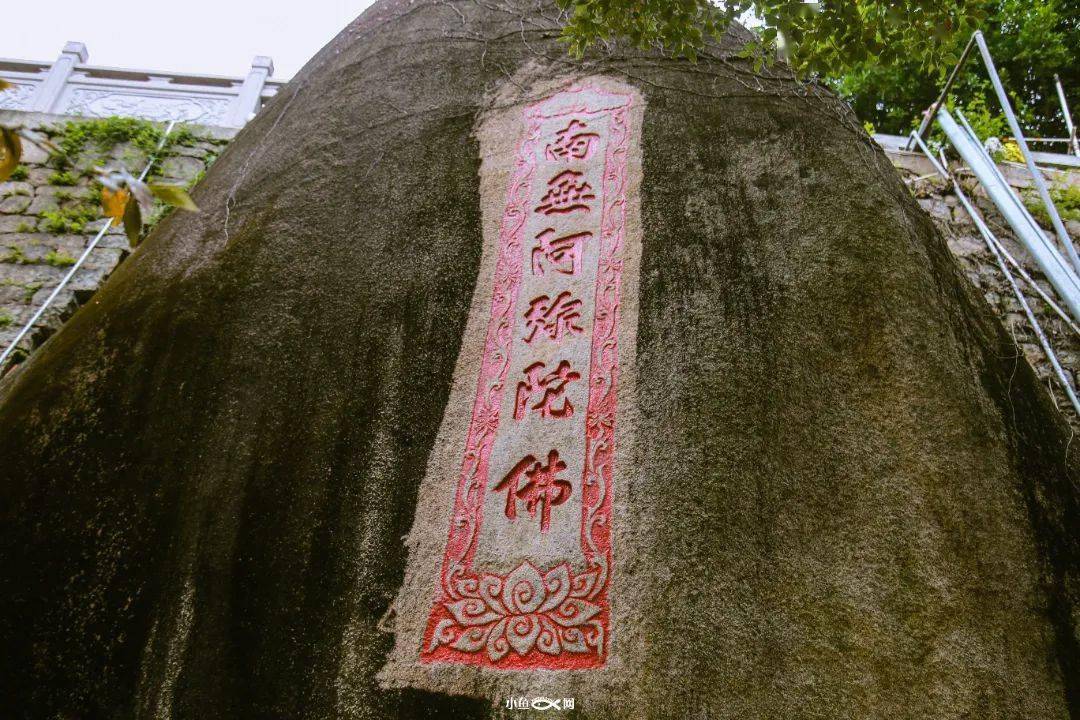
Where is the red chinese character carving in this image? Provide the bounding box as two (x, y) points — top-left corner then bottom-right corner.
(493, 449), (571, 533)
(532, 228), (589, 276)
(545, 119), (600, 162)
(524, 291), (584, 344)
(514, 360), (581, 420)
(535, 170), (596, 215)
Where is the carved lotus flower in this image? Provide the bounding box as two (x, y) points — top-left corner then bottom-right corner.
(431, 561), (602, 661)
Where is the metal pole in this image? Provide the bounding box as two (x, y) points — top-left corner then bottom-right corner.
(952, 179), (1080, 417)
(938, 107), (1080, 322)
(989, 231), (1080, 338)
(0, 222), (112, 369)
(908, 131), (949, 178)
(906, 31), (978, 151)
(0, 121), (176, 371)
(931, 144), (1080, 338)
(973, 32), (1077, 269)
(1054, 74), (1079, 157)
(928, 142), (1080, 338)
(955, 109), (1050, 245)
(959, 104), (1080, 279)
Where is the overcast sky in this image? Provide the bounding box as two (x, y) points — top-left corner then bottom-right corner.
(5, 0), (378, 80)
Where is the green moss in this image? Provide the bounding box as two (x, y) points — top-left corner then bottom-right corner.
(0, 310), (13, 329)
(9, 166), (28, 181)
(48, 171), (78, 186)
(56, 117), (165, 159)
(0, 279), (43, 303)
(46, 117), (207, 181)
(14, 222), (34, 233)
(1024, 184), (1080, 227)
(1, 245), (30, 264)
(40, 205), (98, 234)
(0, 245), (76, 266)
(21, 281), (42, 302)
(44, 250), (76, 268)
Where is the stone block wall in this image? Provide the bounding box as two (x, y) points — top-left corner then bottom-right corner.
(0, 111), (232, 371)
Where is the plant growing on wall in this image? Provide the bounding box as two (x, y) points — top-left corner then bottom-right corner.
(99, 169), (200, 247)
(0, 81), (201, 246)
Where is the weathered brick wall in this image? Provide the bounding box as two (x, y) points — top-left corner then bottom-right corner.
(0, 111), (231, 370)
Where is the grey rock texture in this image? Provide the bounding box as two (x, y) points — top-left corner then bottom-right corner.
(0, 1), (1077, 719)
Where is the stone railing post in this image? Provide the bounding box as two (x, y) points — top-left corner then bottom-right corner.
(224, 56), (274, 128)
(29, 41), (88, 113)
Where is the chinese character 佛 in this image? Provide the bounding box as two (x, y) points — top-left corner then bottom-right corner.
(532, 228), (589, 277)
(494, 450), (571, 533)
(535, 170), (595, 215)
(524, 291), (583, 344)
(514, 360), (581, 421)
(545, 119), (600, 162)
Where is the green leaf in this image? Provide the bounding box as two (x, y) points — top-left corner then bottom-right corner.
(123, 195), (143, 248)
(148, 183), (200, 212)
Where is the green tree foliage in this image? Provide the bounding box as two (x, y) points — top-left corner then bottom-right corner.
(559, 0), (1077, 137)
(835, 0), (1078, 136)
(559, 0), (985, 70)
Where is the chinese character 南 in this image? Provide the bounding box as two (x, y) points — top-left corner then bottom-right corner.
(535, 170), (596, 215)
(545, 119), (600, 162)
(494, 450), (571, 533)
(524, 291), (584, 344)
(514, 360), (581, 421)
(532, 228), (589, 277)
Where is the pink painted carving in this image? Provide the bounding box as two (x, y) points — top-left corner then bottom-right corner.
(545, 119), (600, 162)
(532, 228), (589, 277)
(535, 170), (596, 215)
(494, 449), (572, 533)
(422, 86), (634, 670)
(514, 360), (581, 421)
(523, 291), (584, 345)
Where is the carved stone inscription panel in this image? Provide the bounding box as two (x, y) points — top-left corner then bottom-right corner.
(422, 85), (636, 670)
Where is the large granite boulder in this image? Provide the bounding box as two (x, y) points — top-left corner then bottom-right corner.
(0, 1), (1077, 717)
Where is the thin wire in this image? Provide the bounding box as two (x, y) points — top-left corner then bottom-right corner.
(956, 183), (1080, 418)
(935, 148), (1080, 337)
(920, 137), (1080, 415)
(0, 121), (177, 371)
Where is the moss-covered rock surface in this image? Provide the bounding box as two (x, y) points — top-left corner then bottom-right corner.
(0, 0), (1077, 718)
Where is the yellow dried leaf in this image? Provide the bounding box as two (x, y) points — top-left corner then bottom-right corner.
(0, 127), (22, 182)
(101, 187), (130, 224)
(0, 79), (11, 91)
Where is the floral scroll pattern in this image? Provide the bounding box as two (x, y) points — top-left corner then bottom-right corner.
(427, 561), (604, 661)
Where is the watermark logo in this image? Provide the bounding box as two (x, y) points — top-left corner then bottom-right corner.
(504, 696), (575, 711)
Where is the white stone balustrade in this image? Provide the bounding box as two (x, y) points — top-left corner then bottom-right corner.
(0, 41), (283, 128)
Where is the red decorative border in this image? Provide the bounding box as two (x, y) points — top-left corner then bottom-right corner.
(421, 86), (633, 670)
